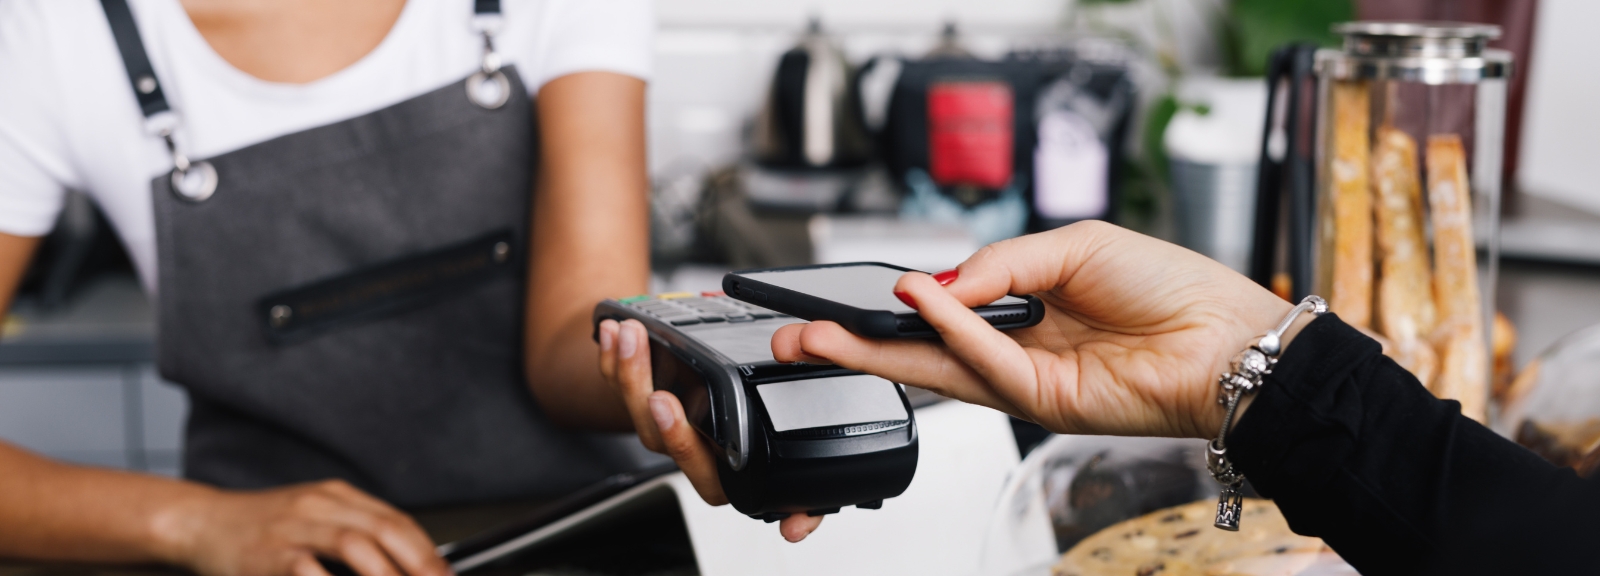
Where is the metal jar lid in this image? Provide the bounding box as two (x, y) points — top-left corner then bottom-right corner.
(1316, 21), (1511, 84)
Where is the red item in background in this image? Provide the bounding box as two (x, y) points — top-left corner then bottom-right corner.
(927, 81), (1014, 190)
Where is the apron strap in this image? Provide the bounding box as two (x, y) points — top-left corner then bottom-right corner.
(100, 0), (505, 125)
(99, 0), (170, 121)
(98, 0), (504, 199)
(468, 0), (510, 109)
(99, 0), (216, 200)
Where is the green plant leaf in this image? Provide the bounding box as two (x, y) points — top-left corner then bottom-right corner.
(1116, 156), (1159, 229)
(1223, 0), (1351, 77)
(1143, 94), (1181, 187)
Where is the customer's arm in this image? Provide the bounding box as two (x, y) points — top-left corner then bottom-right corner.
(1230, 315), (1600, 575)
(772, 221), (1600, 562)
(772, 221), (1299, 439)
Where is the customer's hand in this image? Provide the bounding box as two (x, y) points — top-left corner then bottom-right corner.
(772, 221), (1303, 439)
(597, 319), (824, 542)
(170, 480), (448, 576)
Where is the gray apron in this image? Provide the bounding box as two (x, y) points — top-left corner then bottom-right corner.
(100, 0), (634, 506)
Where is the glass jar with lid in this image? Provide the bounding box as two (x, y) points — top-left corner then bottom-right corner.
(1312, 22), (1511, 422)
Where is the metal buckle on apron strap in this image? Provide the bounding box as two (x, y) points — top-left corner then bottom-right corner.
(145, 111), (219, 202)
(108, 0), (505, 204)
(467, 13), (511, 110)
(102, 0), (220, 202)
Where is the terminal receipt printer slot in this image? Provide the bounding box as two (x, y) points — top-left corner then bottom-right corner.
(593, 293), (918, 520)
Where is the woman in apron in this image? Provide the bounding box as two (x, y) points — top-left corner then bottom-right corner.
(0, 1), (670, 574)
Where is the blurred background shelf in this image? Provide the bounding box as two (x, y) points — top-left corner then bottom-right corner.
(0, 273), (183, 477)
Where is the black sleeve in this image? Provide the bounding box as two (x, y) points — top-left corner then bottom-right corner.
(1227, 314), (1600, 574)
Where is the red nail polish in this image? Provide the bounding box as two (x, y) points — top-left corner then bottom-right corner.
(932, 269), (959, 286)
(893, 290), (919, 310)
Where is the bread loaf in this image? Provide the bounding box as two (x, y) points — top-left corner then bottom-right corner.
(1426, 134), (1487, 422)
(1403, 340), (1440, 393)
(1436, 325), (1489, 421)
(1372, 128), (1436, 341)
(1328, 81), (1374, 327)
(1372, 127), (1438, 386)
(1359, 323), (1437, 388)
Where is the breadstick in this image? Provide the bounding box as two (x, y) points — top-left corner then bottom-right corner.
(1427, 134), (1487, 422)
(1359, 324), (1437, 389)
(1328, 81), (1374, 327)
(1404, 339), (1439, 392)
(1436, 326), (1488, 421)
(1371, 127), (1437, 384)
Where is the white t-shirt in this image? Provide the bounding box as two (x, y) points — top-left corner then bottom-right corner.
(0, 0), (652, 291)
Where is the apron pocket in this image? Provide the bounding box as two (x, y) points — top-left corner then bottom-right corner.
(256, 229), (518, 345)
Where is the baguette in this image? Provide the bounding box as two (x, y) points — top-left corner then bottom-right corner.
(1328, 81), (1374, 327)
(1427, 134), (1488, 422)
(1372, 127), (1438, 386)
(1359, 324), (1437, 389)
(1436, 325), (1488, 421)
(1402, 339), (1439, 392)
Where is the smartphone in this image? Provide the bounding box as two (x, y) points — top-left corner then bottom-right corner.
(723, 262), (1045, 338)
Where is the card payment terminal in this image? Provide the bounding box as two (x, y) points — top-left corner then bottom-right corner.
(593, 293), (918, 520)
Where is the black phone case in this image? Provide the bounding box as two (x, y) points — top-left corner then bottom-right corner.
(723, 262), (1045, 338)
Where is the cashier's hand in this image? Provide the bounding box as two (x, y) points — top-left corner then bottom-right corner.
(175, 480), (449, 576)
(772, 221), (1298, 440)
(598, 318), (825, 543)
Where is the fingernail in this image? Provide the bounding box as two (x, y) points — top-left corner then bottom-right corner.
(599, 324), (614, 352)
(619, 324), (639, 358)
(893, 290), (919, 310)
(783, 523), (802, 542)
(649, 394), (675, 432)
(932, 269), (959, 286)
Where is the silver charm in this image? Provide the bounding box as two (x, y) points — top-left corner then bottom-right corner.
(1235, 348), (1271, 376)
(1206, 438), (1243, 485)
(1214, 485), (1244, 531)
(1205, 294), (1328, 531)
